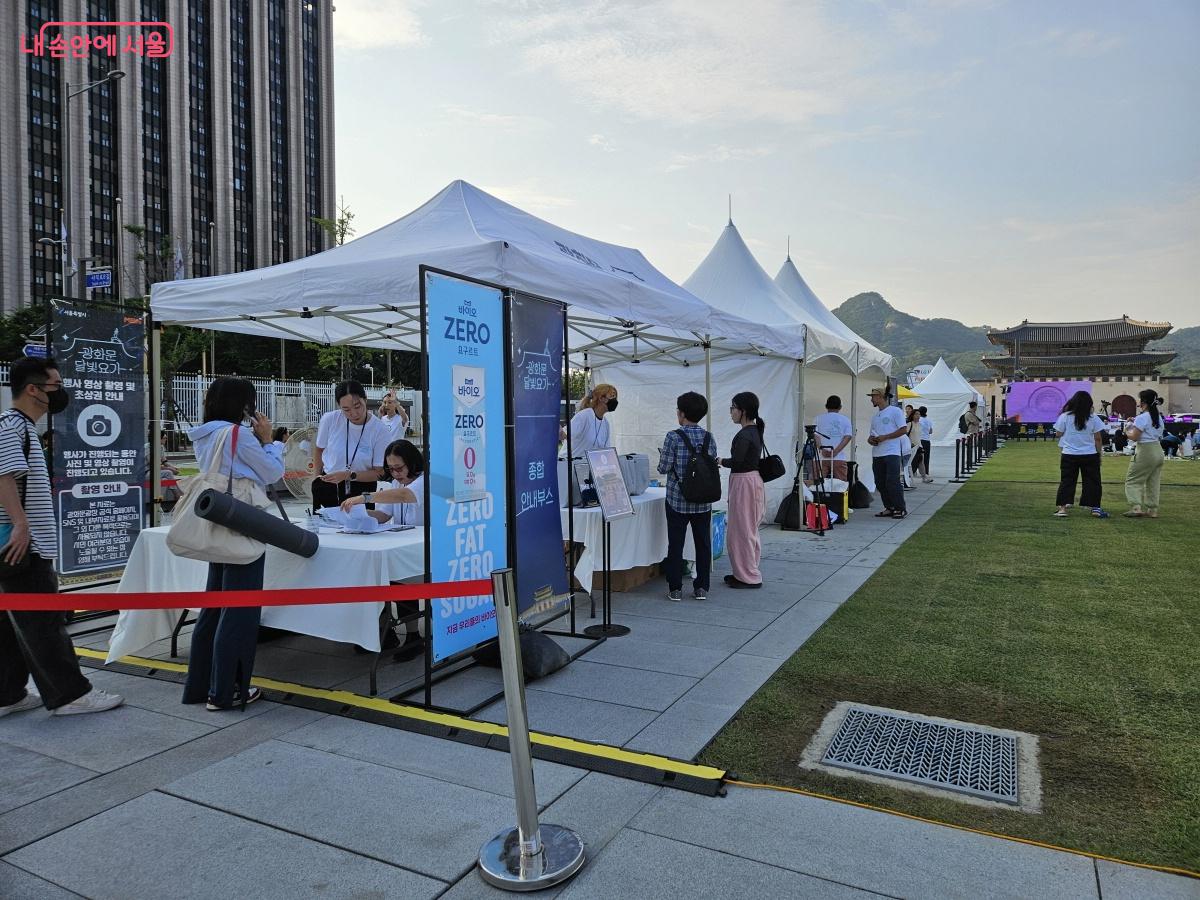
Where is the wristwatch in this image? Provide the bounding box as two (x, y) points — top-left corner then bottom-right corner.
(361, 492), (373, 504)
(348, 470), (356, 481)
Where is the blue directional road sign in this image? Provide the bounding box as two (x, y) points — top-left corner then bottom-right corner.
(23, 344), (47, 358)
(86, 268), (112, 290)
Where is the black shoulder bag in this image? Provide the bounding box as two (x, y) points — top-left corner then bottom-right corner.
(758, 436), (786, 483)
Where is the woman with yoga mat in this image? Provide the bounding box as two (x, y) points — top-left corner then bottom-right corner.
(183, 377), (283, 710)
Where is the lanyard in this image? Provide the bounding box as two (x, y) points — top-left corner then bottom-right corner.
(341, 418), (367, 501)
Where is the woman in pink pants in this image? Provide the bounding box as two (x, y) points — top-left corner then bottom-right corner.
(720, 392), (765, 589)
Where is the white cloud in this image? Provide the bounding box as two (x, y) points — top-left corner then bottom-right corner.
(1031, 28), (1122, 58)
(333, 1), (425, 51)
(588, 134), (616, 152)
(442, 106), (546, 131)
(665, 144), (775, 173)
(479, 179), (574, 212)
(488, 0), (870, 126)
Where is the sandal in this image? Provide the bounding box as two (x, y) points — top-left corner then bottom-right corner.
(1122, 509), (1145, 518)
(1091, 508), (1110, 519)
(875, 510), (894, 517)
(892, 510), (908, 519)
(1053, 509), (1068, 517)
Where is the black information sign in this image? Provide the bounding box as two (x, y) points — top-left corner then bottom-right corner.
(51, 300), (146, 575)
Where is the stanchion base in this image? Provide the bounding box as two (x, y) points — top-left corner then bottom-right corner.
(582, 623), (631, 637)
(478, 824), (586, 891)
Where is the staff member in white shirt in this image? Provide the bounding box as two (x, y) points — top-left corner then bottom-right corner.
(569, 383), (618, 455)
(378, 390), (409, 439)
(867, 387), (909, 519)
(1123, 389), (1166, 518)
(1053, 390), (1107, 518)
(917, 406), (933, 482)
(813, 395), (852, 482)
(312, 380), (391, 509)
(341, 438), (427, 660)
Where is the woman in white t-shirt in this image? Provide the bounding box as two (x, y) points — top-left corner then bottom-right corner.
(568, 383), (617, 455)
(1052, 391), (1108, 518)
(1123, 389), (1166, 518)
(340, 438), (426, 660)
(311, 380), (391, 510)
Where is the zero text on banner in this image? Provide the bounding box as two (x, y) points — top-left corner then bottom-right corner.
(510, 293), (570, 621)
(425, 272), (508, 661)
(51, 300), (146, 575)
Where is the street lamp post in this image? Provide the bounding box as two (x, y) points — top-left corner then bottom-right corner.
(363, 363), (374, 389)
(37, 236), (67, 296)
(62, 69), (124, 299)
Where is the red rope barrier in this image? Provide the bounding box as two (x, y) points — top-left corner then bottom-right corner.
(2, 579), (493, 612)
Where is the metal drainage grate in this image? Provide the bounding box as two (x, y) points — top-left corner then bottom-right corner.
(821, 706), (1018, 804)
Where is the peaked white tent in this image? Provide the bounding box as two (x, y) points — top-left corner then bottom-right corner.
(597, 222), (880, 511)
(951, 366), (986, 408)
(773, 258), (892, 375)
(910, 358), (974, 445)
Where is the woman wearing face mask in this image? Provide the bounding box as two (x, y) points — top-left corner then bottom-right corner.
(311, 380), (391, 510)
(183, 377), (283, 710)
(568, 383), (619, 455)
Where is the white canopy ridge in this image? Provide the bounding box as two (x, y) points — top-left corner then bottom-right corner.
(773, 257), (892, 375)
(682, 223), (856, 371)
(150, 180), (807, 364)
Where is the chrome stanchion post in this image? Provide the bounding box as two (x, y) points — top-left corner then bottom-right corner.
(478, 568), (586, 891)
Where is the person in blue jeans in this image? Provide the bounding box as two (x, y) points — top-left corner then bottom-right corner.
(658, 391), (717, 602)
(182, 378), (283, 711)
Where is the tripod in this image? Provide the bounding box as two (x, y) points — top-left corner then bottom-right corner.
(789, 427), (831, 536)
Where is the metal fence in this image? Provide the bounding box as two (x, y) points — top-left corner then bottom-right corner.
(1, 364), (412, 431)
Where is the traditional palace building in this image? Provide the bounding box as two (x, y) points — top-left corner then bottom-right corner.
(972, 317), (1197, 419)
(982, 317), (1175, 379)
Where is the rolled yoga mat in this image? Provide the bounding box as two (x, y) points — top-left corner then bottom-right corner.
(194, 489), (319, 558)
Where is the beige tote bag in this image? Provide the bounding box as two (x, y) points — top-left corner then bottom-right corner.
(166, 426), (270, 564)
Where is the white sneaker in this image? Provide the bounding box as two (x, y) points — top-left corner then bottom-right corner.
(51, 688), (124, 716)
(0, 690), (42, 718)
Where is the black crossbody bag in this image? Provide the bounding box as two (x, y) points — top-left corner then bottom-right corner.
(758, 436), (786, 483)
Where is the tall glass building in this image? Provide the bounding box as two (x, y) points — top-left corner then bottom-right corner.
(0, 1), (336, 312)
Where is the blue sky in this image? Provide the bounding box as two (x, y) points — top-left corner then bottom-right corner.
(331, 1), (1200, 327)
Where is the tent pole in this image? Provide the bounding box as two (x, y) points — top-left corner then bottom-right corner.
(704, 336), (712, 430)
(851, 345), (860, 470)
(796, 329), (807, 467)
(149, 318), (163, 528)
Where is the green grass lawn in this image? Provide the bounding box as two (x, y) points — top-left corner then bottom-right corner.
(702, 441), (1200, 871)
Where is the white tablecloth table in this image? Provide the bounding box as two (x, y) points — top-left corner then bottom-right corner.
(559, 488), (696, 595)
(106, 525), (425, 661)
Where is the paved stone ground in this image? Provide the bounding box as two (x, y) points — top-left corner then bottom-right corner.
(3, 453), (1196, 898)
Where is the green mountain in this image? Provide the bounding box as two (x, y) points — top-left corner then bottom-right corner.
(831, 292), (993, 379)
(1151, 325), (1200, 378)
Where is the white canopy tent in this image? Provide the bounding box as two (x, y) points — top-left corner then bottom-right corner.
(773, 257), (892, 376)
(951, 366), (986, 408)
(148, 181), (825, 516)
(909, 358), (974, 446)
(597, 223), (880, 511)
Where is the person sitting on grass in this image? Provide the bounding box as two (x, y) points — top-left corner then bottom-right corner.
(1052, 391), (1108, 518)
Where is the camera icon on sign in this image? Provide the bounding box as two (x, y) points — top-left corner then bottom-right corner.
(76, 404), (121, 448)
(86, 415), (112, 438)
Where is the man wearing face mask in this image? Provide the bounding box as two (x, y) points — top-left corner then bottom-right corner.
(569, 383), (619, 455)
(1, 357), (124, 718)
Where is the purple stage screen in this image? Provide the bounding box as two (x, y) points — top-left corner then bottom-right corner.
(1007, 381), (1090, 423)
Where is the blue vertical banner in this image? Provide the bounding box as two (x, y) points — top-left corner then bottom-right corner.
(510, 293), (570, 621)
(424, 272), (508, 661)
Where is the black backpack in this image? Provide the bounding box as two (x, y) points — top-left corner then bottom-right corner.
(958, 414), (968, 434)
(675, 429), (722, 503)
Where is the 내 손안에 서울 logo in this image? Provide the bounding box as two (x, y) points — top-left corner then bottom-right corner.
(20, 20), (174, 59)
